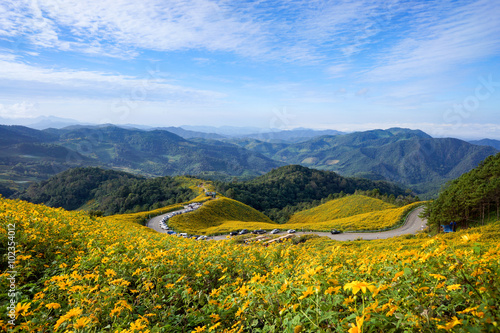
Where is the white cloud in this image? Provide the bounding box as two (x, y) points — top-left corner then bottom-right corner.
(0, 56), (225, 102)
(0, 101), (37, 118)
(363, 0), (500, 82)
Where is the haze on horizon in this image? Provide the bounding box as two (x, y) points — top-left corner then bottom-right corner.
(0, 0), (499, 139)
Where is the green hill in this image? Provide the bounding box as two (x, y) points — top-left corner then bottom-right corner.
(426, 152), (500, 231)
(16, 167), (196, 214)
(215, 164), (413, 222)
(288, 195), (396, 224)
(168, 197), (273, 234)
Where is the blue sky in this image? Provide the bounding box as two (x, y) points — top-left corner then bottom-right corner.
(0, 0), (499, 139)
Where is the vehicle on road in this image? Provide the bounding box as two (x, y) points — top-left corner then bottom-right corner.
(252, 229), (266, 234)
(197, 235), (207, 240)
(287, 229), (296, 234)
(330, 229), (341, 234)
(238, 229), (249, 235)
(270, 229), (280, 234)
(229, 231), (238, 236)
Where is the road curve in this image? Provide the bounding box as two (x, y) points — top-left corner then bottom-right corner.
(147, 206), (427, 242)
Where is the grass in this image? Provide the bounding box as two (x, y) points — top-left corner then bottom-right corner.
(168, 197), (273, 234)
(288, 195), (396, 224)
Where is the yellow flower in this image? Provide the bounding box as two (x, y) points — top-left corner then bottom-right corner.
(348, 316), (364, 333)
(429, 274), (446, 280)
(209, 322), (221, 332)
(74, 317), (91, 329)
(192, 326), (206, 333)
(46, 303), (61, 310)
(437, 316), (462, 330)
(446, 284), (461, 291)
(298, 286), (315, 300)
(105, 269), (117, 277)
(325, 286), (341, 295)
(392, 271), (404, 282)
(130, 318), (148, 331)
(15, 302), (31, 318)
(344, 281), (376, 295)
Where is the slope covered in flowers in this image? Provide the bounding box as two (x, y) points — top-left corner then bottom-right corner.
(161, 194), (418, 234)
(1, 196), (499, 332)
(288, 195), (396, 224)
(168, 197), (273, 234)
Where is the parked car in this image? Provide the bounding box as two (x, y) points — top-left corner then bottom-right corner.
(287, 229), (296, 234)
(166, 230), (176, 235)
(330, 229), (341, 234)
(238, 229), (249, 235)
(253, 229), (266, 234)
(197, 235), (207, 240)
(229, 231), (238, 236)
(179, 233), (188, 237)
(270, 229), (280, 234)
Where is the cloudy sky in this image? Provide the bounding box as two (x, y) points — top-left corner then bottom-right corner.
(0, 0), (499, 138)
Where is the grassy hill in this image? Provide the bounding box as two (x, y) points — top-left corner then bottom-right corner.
(288, 195), (396, 224)
(168, 197), (273, 234)
(1, 196), (499, 332)
(285, 202), (422, 232)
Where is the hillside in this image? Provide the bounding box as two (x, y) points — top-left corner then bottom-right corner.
(269, 128), (498, 197)
(168, 197), (273, 234)
(1, 197), (499, 332)
(0, 125), (282, 191)
(288, 195), (396, 224)
(16, 167), (197, 214)
(426, 152), (500, 231)
(469, 138), (500, 150)
(215, 164), (413, 222)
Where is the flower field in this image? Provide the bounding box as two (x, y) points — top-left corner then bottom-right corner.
(169, 195), (420, 235)
(168, 198), (273, 235)
(287, 195), (396, 224)
(1, 196), (500, 332)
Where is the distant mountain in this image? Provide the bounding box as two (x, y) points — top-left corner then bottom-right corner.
(266, 128), (497, 197)
(180, 125), (265, 136)
(0, 125), (282, 191)
(469, 139), (500, 150)
(238, 128), (344, 143)
(154, 126), (225, 140)
(0, 116), (90, 129)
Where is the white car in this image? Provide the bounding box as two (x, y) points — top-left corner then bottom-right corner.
(270, 229), (280, 234)
(197, 235), (207, 240)
(287, 229), (296, 234)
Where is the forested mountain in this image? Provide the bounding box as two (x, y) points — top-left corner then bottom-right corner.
(426, 153), (500, 231)
(261, 128), (498, 197)
(214, 164), (414, 222)
(0, 125), (282, 192)
(236, 128), (344, 143)
(17, 167), (196, 215)
(469, 139), (500, 150)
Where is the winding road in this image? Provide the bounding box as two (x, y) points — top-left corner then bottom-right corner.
(146, 205), (427, 242)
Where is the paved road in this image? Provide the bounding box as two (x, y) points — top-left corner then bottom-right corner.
(147, 206), (427, 242)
